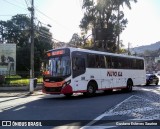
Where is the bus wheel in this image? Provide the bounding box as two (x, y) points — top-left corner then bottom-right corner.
(126, 80), (133, 92)
(64, 93), (73, 97)
(85, 82), (96, 96)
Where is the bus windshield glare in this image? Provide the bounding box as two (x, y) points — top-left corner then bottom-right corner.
(47, 55), (71, 77)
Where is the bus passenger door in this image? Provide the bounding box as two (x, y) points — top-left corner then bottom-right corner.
(72, 52), (87, 91)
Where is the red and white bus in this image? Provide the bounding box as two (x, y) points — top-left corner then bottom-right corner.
(42, 47), (146, 96)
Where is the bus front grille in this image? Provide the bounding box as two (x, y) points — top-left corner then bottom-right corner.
(44, 87), (62, 92)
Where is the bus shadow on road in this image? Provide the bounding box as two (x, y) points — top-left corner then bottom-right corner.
(42, 89), (136, 101)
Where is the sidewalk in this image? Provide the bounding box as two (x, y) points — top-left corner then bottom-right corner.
(0, 84), (44, 97)
(0, 89), (44, 98)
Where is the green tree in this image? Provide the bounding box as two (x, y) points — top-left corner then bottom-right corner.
(0, 14), (53, 76)
(34, 26), (53, 72)
(0, 15), (30, 45)
(80, 0), (137, 53)
(69, 33), (82, 47)
(80, 0), (119, 52)
(112, 0), (137, 53)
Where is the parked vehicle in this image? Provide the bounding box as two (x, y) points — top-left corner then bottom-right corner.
(146, 74), (159, 85)
(156, 71), (160, 76)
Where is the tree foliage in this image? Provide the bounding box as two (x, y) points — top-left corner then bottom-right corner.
(68, 33), (82, 47)
(0, 14), (53, 75)
(80, 0), (137, 53)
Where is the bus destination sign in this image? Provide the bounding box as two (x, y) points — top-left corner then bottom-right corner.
(47, 50), (65, 57)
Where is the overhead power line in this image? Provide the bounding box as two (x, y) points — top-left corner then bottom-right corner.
(0, 15), (17, 16)
(34, 7), (74, 33)
(2, 0), (28, 12)
(24, 0), (29, 8)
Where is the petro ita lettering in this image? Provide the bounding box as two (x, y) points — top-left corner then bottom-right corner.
(107, 71), (122, 77)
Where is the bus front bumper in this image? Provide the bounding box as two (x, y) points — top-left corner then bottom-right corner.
(42, 84), (73, 95)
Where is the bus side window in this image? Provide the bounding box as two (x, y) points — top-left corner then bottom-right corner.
(111, 57), (116, 68)
(73, 57), (78, 70)
(105, 56), (112, 68)
(137, 59), (144, 69)
(128, 58), (132, 69)
(95, 55), (99, 68)
(118, 57), (122, 69)
(123, 58), (129, 69)
(88, 54), (96, 68)
(73, 57), (85, 70)
(72, 57), (86, 78)
(94, 55), (105, 68)
(140, 60), (144, 69)
(99, 55), (105, 68)
(133, 59), (137, 69)
(77, 58), (85, 70)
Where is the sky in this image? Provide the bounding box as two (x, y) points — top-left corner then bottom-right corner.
(0, 0), (160, 48)
(121, 0), (160, 48)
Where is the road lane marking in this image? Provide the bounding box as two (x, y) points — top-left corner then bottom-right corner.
(107, 95), (135, 114)
(0, 97), (19, 103)
(13, 106), (26, 111)
(0, 96), (42, 112)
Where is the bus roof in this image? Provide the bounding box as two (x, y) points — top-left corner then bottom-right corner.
(47, 47), (144, 60)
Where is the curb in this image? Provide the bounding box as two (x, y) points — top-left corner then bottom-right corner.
(0, 85), (43, 97)
(0, 90), (44, 98)
(0, 84), (42, 91)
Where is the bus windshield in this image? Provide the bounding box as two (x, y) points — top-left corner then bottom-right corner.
(47, 55), (71, 77)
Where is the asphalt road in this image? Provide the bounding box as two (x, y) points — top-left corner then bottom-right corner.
(0, 85), (160, 129)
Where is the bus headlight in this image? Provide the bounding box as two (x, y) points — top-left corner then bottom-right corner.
(62, 80), (71, 87)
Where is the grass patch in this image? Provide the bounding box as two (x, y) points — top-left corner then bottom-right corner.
(4, 76), (43, 86)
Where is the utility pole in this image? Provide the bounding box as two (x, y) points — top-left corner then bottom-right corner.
(128, 42), (131, 55)
(117, 4), (120, 54)
(29, 0), (34, 93)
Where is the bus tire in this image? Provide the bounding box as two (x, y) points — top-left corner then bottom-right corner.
(85, 82), (97, 96)
(126, 79), (133, 92)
